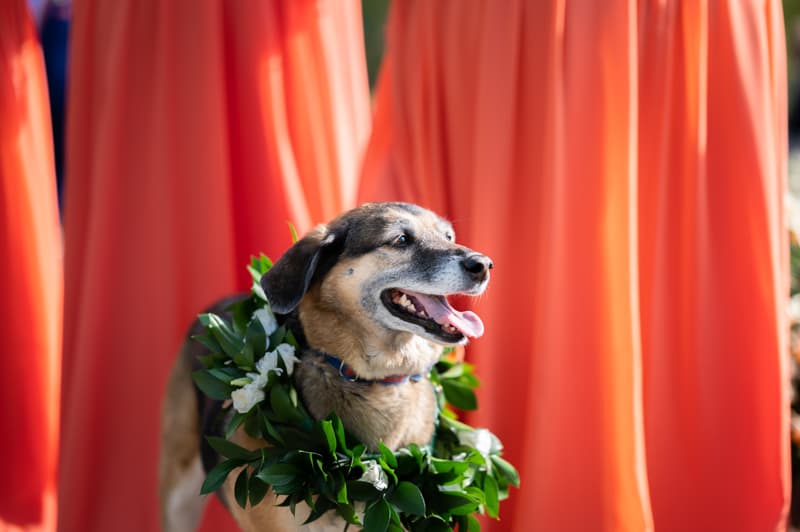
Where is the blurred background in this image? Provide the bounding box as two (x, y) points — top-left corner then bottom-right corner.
(1, 1), (796, 531)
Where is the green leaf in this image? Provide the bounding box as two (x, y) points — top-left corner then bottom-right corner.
(435, 493), (479, 516)
(200, 459), (242, 494)
(441, 380), (477, 411)
(285, 327), (299, 347)
(252, 279), (268, 302)
(268, 325), (287, 350)
(191, 333), (222, 355)
(438, 364), (464, 380)
(199, 313), (244, 358)
(234, 468), (249, 509)
(245, 315), (268, 357)
(226, 412), (247, 439)
(208, 367), (243, 383)
(387, 505), (401, 527)
(416, 516), (451, 532)
(304, 497), (336, 525)
(379, 442), (397, 468)
(363, 499), (391, 532)
(388, 481), (425, 516)
(287, 222), (299, 243)
(276, 494), (294, 507)
(248, 475), (269, 507)
(483, 475), (499, 519)
(256, 463), (300, 487)
(320, 420), (337, 456)
(244, 408), (262, 439)
(347, 480), (381, 502)
(490, 455), (520, 487)
(269, 385), (305, 424)
(407, 443), (425, 471)
(249, 253), (273, 277)
(247, 264), (262, 283)
(206, 436), (258, 461)
(332, 414), (348, 450)
(233, 344), (254, 371)
(336, 478), (349, 504)
(430, 458), (470, 475)
(259, 414), (285, 446)
(336, 503), (361, 525)
(378, 458), (398, 484)
(229, 299), (251, 335)
(466, 514), (482, 531)
(394, 453), (419, 477)
(192, 369), (233, 400)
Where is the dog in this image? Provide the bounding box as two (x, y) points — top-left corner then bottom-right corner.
(159, 202), (492, 531)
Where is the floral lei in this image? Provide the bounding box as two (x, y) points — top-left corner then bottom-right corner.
(192, 255), (519, 531)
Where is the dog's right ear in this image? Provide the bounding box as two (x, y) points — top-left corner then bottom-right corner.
(260, 224), (345, 314)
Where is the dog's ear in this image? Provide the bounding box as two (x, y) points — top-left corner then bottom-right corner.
(260, 224), (346, 314)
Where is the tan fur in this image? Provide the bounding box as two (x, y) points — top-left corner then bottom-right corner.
(159, 345), (208, 532)
(160, 203), (492, 531)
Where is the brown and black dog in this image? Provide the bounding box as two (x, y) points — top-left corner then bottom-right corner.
(159, 202), (492, 531)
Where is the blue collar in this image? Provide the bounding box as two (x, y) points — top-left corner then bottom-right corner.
(316, 352), (426, 386)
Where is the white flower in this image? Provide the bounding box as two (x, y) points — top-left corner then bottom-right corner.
(231, 384), (265, 413)
(275, 343), (299, 375)
(256, 343), (300, 377)
(256, 350), (283, 376)
(360, 460), (388, 491)
(247, 371), (268, 389)
(457, 428), (494, 456)
(253, 307), (278, 335)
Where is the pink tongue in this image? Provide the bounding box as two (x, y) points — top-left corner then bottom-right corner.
(411, 292), (485, 338)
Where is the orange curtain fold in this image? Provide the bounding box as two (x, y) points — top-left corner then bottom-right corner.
(639, 1), (789, 529)
(360, 1), (788, 530)
(60, 2), (369, 530)
(0, 1), (62, 530)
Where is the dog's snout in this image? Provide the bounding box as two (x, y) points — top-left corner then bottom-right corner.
(462, 254), (493, 282)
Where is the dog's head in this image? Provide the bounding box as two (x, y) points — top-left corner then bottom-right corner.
(260, 203), (491, 349)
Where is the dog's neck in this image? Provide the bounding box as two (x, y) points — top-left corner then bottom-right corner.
(291, 293), (440, 451)
(294, 290), (441, 381)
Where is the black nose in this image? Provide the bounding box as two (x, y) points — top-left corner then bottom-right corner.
(462, 254), (493, 282)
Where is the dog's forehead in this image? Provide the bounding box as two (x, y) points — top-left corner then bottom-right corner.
(336, 203), (453, 254)
(350, 204), (451, 236)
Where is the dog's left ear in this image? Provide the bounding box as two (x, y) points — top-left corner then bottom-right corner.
(260, 224), (346, 314)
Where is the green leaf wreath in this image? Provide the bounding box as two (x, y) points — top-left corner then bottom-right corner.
(192, 255), (519, 531)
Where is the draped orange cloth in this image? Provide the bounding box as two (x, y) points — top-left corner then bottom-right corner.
(60, 2), (369, 530)
(0, 1), (62, 530)
(360, 1), (788, 530)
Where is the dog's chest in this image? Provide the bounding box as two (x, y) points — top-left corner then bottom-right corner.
(294, 359), (438, 451)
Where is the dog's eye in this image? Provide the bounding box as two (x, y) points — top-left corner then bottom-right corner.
(392, 234), (411, 247)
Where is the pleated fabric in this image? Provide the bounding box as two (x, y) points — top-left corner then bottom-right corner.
(638, 1), (788, 530)
(0, 1), (62, 530)
(359, 1), (788, 530)
(59, 2), (370, 531)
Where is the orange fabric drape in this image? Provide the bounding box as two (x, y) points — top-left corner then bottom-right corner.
(360, 1), (788, 530)
(638, 2), (788, 530)
(59, 2), (369, 531)
(0, 1), (62, 531)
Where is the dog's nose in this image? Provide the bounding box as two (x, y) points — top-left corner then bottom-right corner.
(462, 254), (493, 282)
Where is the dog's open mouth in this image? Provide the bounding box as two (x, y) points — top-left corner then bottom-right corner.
(381, 288), (485, 342)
